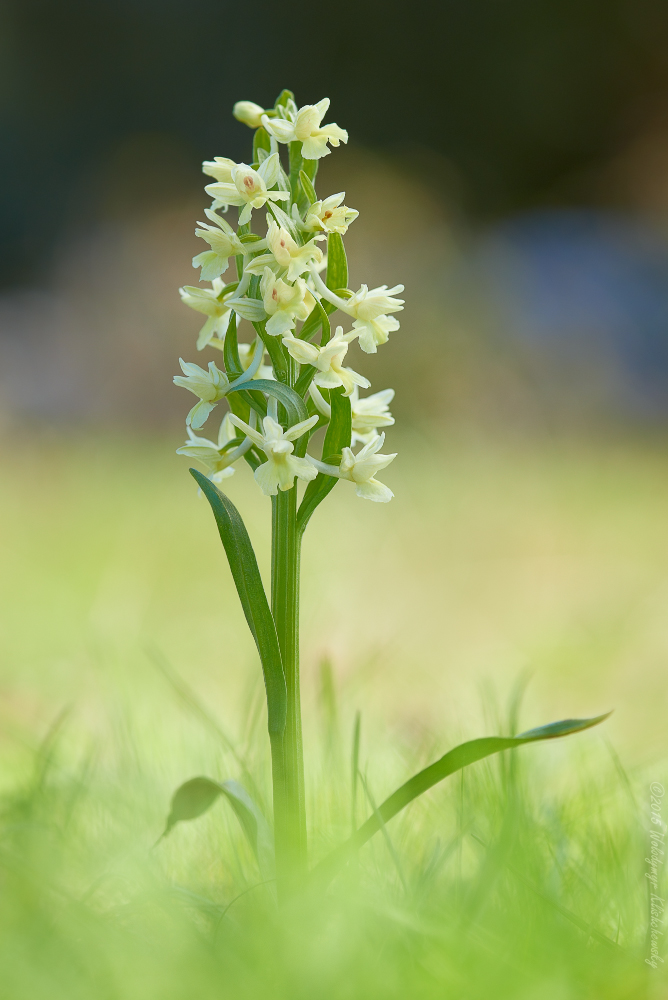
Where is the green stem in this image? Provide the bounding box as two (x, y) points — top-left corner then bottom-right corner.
(271, 484), (307, 897)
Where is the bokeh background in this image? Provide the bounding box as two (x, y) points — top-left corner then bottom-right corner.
(2, 0), (668, 764)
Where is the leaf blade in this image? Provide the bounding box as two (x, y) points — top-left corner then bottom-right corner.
(159, 776), (274, 880)
(297, 386), (351, 535)
(312, 712), (611, 883)
(326, 232), (348, 293)
(190, 470), (286, 734)
(227, 378), (309, 426)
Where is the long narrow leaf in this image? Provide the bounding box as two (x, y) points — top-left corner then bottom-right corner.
(312, 712), (611, 884)
(253, 127), (272, 163)
(223, 312), (243, 377)
(190, 470), (286, 734)
(299, 169), (317, 205)
(298, 295), (332, 344)
(297, 387), (351, 535)
(252, 319), (289, 383)
(228, 378), (309, 427)
(326, 232), (348, 292)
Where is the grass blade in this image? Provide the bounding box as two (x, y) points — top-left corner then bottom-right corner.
(190, 469), (286, 735)
(312, 713), (611, 884)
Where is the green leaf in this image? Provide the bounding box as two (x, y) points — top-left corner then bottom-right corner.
(298, 295), (332, 343)
(293, 366), (317, 398)
(228, 378), (309, 428)
(266, 202), (301, 243)
(274, 89), (294, 111)
(223, 312), (243, 378)
(299, 295), (331, 347)
(190, 470), (286, 734)
(302, 157), (318, 187)
(253, 127), (272, 163)
(297, 387), (351, 535)
(299, 169), (317, 205)
(288, 141), (302, 203)
(326, 233), (348, 293)
(312, 712), (611, 884)
(160, 777), (220, 837)
(252, 320), (289, 384)
(230, 298), (267, 322)
(159, 777), (274, 880)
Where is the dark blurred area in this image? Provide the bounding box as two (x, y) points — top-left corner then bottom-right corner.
(3, 0), (668, 428)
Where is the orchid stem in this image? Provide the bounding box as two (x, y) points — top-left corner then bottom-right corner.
(271, 468), (307, 899)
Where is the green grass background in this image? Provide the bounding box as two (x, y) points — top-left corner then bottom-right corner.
(0, 428), (666, 998)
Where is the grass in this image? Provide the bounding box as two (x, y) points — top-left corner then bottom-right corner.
(0, 426), (666, 998)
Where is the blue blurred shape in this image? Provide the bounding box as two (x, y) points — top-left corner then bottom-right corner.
(480, 209), (668, 414)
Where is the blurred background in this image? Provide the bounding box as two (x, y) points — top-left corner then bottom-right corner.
(3, 0), (668, 428)
(1, 0), (668, 759)
(1, 9), (668, 992)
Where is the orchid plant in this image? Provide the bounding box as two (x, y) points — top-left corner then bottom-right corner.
(163, 90), (608, 901)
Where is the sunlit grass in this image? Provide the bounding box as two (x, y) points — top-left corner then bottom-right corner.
(0, 427), (666, 996)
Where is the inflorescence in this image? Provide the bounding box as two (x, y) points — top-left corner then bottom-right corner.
(174, 91), (403, 503)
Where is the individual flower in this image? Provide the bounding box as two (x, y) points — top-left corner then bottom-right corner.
(173, 359), (229, 429)
(282, 326), (370, 397)
(301, 193), (358, 235)
(338, 433), (397, 502)
(192, 209), (246, 281)
(204, 154), (289, 225)
(260, 268), (313, 337)
(350, 386), (395, 444)
(233, 101), (265, 128)
(228, 413), (319, 495)
(176, 413), (250, 484)
(308, 268), (405, 354)
(262, 98), (348, 160)
(245, 217), (324, 282)
(179, 278), (232, 350)
(238, 343), (274, 380)
(351, 314), (401, 354)
(201, 157), (236, 184)
(343, 284), (405, 353)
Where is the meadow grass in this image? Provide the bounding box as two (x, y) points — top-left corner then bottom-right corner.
(0, 427), (666, 997)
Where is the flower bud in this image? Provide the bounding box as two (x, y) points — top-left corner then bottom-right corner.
(233, 101), (265, 128)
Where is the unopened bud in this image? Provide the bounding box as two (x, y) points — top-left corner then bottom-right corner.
(233, 101), (265, 128)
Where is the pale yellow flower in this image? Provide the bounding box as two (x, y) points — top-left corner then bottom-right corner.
(228, 414), (319, 495)
(260, 268), (313, 337)
(262, 98), (348, 160)
(245, 217), (324, 282)
(303, 193), (358, 235)
(179, 277), (232, 350)
(173, 359), (229, 429)
(233, 101), (265, 128)
(176, 413), (250, 484)
(338, 434), (396, 502)
(204, 154), (289, 224)
(282, 326), (369, 396)
(192, 210), (246, 281)
(308, 267), (405, 353)
(350, 386), (395, 444)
